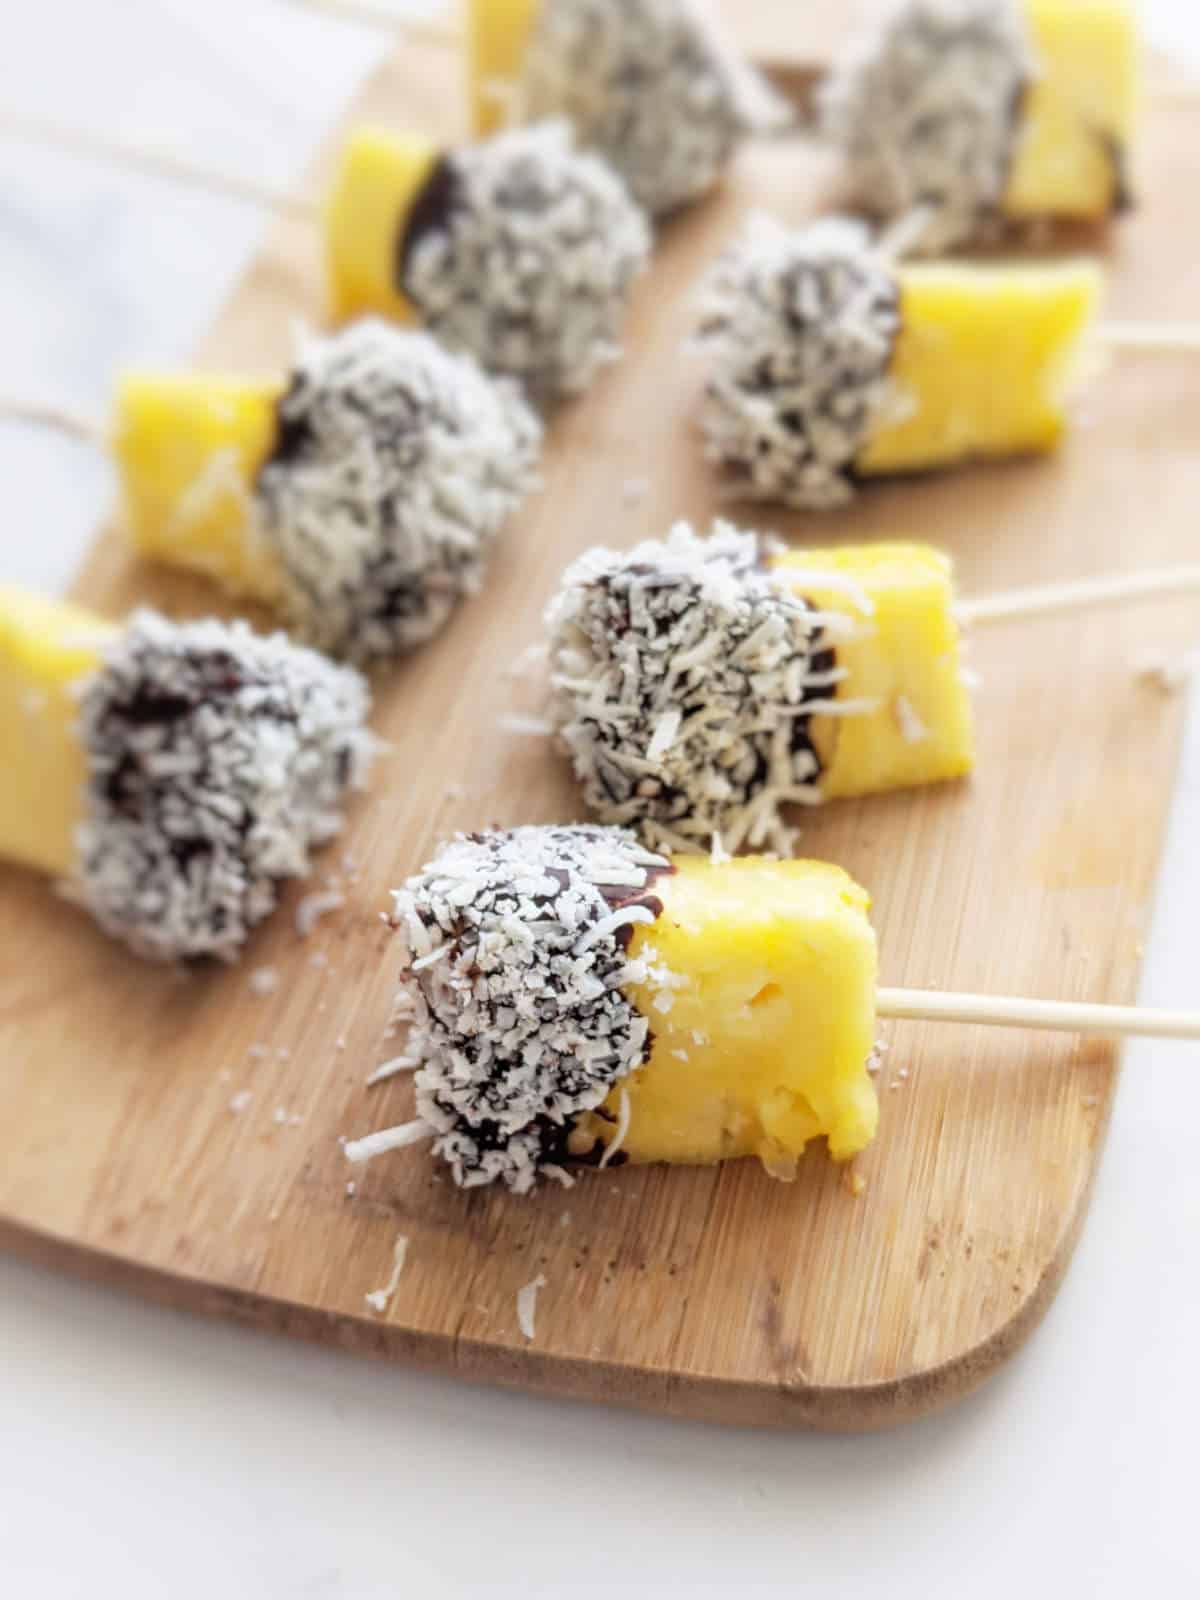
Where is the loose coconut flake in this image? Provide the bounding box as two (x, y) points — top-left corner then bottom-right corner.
(400, 122), (652, 402)
(74, 610), (375, 963)
(695, 213), (902, 510)
(255, 319), (541, 662)
(819, 0), (1033, 255)
(518, 0), (789, 217)
(365, 1234), (410, 1314)
(546, 521), (866, 854)
(295, 890), (345, 938)
(516, 1273), (548, 1341)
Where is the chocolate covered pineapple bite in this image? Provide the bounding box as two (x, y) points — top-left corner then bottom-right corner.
(326, 122), (652, 401)
(466, 0), (788, 217)
(819, 0), (1138, 255)
(545, 522), (974, 853)
(695, 213), (1102, 508)
(0, 591), (374, 961)
(347, 825), (880, 1192)
(116, 319), (541, 661)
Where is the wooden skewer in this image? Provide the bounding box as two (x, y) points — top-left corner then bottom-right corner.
(1102, 321), (1200, 355)
(0, 399), (101, 445)
(957, 564), (1200, 627)
(877, 989), (1200, 1041)
(0, 110), (320, 221)
(285, 0), (460, 46)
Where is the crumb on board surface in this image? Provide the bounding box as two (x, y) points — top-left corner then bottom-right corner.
(364, 1234), (410, 1315)
(516, 1274), (548, 1342)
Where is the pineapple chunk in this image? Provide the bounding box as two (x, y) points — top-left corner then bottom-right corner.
(0, 588), (116, 877)
(858, 259), (1102, 475)
(773, 543), (975, 800)
(113, 372), (286, 604)
(582, 858), (879, 1173)
(466, 0), (540, 136)
(1005, 0), (1138, 220)
(325, 128), (440, 325)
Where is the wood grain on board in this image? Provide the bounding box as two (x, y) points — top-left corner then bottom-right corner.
(1, 29), (1198, 1430)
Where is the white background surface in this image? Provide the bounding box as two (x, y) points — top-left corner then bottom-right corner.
(2, 3), (1199, 1594)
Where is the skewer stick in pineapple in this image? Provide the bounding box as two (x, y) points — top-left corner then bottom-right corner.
(0, 588), (375, 962)
(344, 825), (1200, 1196)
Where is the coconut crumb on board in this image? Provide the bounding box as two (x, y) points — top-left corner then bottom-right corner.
(364, 1234), (410, 1315)
(500, 713), (555, 736)
(598, 1088), (632, 1169)
(229, 1090), (253, 1115)
(295, 891), (345, 938)
(248, 966), (279, 996)
(516, 1274), (548, 1341)
(505, 641), (549, 679)
(367, 1055), (419, 1087)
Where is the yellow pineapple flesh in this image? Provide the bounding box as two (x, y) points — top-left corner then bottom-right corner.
(466, 0), (540, 136)
(579, 858), (879, 1175)
(325, 128), (440, 325)
(113, 372), (286, 604)
(773, 543), (975, 800)
(1005, 0), (1139, 221)
(858, 259), (1103, 475)
(0, 588), (117, 877)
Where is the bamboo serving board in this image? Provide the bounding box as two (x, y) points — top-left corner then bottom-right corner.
(2, 22), (1199, 1431)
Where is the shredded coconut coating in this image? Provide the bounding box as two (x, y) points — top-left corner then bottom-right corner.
(392, 825), (670, 1193)
(254, 320), (541, 661)
(546, 521), (841, 855)
(819, 0), (1032, 255)
(695, 215), (901, 510)
(400, 123), (652, 402)
(75, 610), (375, 963)
(518, 0), (788, 218)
